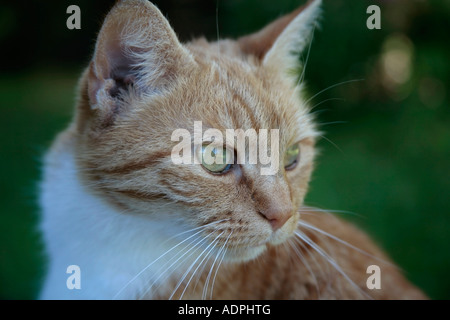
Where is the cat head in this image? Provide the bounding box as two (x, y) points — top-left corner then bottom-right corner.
(75, 0), (321, 262)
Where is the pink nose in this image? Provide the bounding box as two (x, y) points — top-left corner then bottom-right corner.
(260, 207), (291, 231)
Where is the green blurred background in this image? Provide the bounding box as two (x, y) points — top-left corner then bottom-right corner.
(0, 0), (449, 299)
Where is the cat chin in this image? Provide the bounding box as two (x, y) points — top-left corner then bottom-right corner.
(269, 234), (290, 246)
(223, 236), (291, 263)
(223, 245), (267, 263)
(267, 214), (299, 245)
(221, 221), (298, 263)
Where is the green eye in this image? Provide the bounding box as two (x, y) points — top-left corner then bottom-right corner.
(199, 144), (234, 173)
(284, 143), (300, 170)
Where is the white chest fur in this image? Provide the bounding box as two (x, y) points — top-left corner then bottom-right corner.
(39, 139), (192, 299)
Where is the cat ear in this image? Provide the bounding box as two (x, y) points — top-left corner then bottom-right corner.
(238, 0), (321, 77)
(87, 0), (193, 107)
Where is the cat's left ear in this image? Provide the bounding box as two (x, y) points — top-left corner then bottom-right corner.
(87, 0), (194, 108)
(238, 0), (321, 79)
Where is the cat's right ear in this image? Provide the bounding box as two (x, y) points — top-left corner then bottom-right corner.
(238, 0), (321, 83)
(87, 0), (194, 110)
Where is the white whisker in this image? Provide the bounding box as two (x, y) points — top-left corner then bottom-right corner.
(287, 24), (316, 105)
(293, 234), (328, 280)
(319, 134), (345, 155)
(309, 98), (346, 113)
(288, 239), (320, 298)
(113, 222), (218, 299)
(209, 231), (232, 300)
(317, 120), (348, 127)
(138, 233), (209, 300)
(295, 231), (373, 300)
(162, 219), (230, 246)
(216, 0), (221, 59)
(301, 206), (365, 219)
(191, 246), (216, 295)
(114, 219), (229, 299)
(170, 231), (224, 300)
(202, 233), (228, 300)
(297, 220), (395, 267)
(305, 78), (365, 105)
(178, 231), (224, 300)
(298, 24), (316, 88)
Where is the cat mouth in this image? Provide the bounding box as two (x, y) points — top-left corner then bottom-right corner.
(203, 214), (297, 263)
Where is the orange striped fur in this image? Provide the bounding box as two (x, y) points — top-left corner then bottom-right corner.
(39, 0), (426, 299)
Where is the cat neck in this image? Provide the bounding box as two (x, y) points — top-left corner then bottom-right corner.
(39, 129), (220, 299)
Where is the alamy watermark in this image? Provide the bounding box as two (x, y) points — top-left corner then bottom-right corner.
(66, 4), (380, 31)
(366, 5), (381, 30)
(366, 265), (381, 290)
(171, 121), (280, 176)
(66, 265), (81, 290)
(66, 5), (81, 30)
(64, 264), (381, 292)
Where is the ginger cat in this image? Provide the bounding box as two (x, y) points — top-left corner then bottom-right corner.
(39, 0), (426, 299)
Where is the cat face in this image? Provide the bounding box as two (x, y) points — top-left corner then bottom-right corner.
(75, 0), (321, 262)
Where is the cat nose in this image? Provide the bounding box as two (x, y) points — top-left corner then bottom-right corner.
(259, 207), (292, 231)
